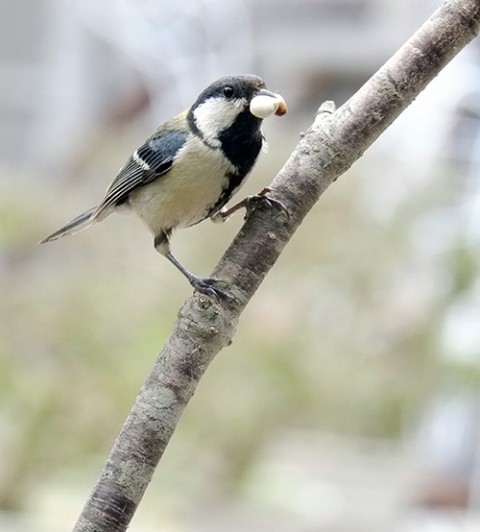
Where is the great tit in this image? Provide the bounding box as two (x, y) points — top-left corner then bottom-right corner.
(40, 74), (287, 296)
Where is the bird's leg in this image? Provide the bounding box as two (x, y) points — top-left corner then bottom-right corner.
(154, 233), (228, 299)
(165, 251), (232, 299)
(212, 187), (288, 222)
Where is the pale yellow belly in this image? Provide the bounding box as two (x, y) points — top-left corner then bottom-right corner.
(128, 136), (236, 235)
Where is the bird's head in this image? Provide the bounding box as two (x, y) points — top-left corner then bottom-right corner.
(187, 75), (287, 148)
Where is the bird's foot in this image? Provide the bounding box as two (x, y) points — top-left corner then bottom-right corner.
(243, 187), (289, 219)
(190, 276), (232, 300)
(214, 187), (289, 222)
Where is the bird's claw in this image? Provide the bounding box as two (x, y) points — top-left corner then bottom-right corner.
(215, 187), (289, 222)
(244, 187), (289, 220)
(190, 276), (233, 300)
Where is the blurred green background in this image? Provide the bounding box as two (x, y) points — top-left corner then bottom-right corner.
(2, 1), (480, 530)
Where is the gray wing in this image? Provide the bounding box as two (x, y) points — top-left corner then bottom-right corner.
(93, 129), (188, 219)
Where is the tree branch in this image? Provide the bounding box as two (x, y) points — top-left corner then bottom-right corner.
(73, 1), (480, 530)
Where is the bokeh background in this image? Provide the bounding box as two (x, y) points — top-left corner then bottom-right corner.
(2, 0), (480, 530)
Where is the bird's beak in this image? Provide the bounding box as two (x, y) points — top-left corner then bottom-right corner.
(250, 89), (288, 118)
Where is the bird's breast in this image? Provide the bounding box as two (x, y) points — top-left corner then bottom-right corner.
(128, 135), (238, 235)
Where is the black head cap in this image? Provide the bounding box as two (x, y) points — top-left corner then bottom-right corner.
(192, 74), (266, 109)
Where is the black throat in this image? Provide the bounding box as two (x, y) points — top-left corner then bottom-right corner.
(211, 111), (264, 214)
(218, 110), (263, 176)
(188, 107), (263, 174)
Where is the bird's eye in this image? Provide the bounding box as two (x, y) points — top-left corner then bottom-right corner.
(223, 86), (234, 99)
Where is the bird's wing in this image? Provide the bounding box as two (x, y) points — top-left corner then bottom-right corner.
(93, 128), (188, 219)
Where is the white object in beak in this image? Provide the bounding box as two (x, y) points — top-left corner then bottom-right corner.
(250, 94), (287, 119)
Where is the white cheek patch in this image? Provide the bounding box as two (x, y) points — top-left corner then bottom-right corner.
(193, 97), (247, 145)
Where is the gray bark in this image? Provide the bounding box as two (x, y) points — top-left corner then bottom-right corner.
(73, 0), (480, 530)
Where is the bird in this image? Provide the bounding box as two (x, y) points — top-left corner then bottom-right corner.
(40, 74), (287, 296)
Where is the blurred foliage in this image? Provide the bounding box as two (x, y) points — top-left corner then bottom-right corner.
(2, 116), (480, 514)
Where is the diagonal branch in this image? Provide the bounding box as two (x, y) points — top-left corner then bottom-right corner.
(73, 0), (480, 530)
